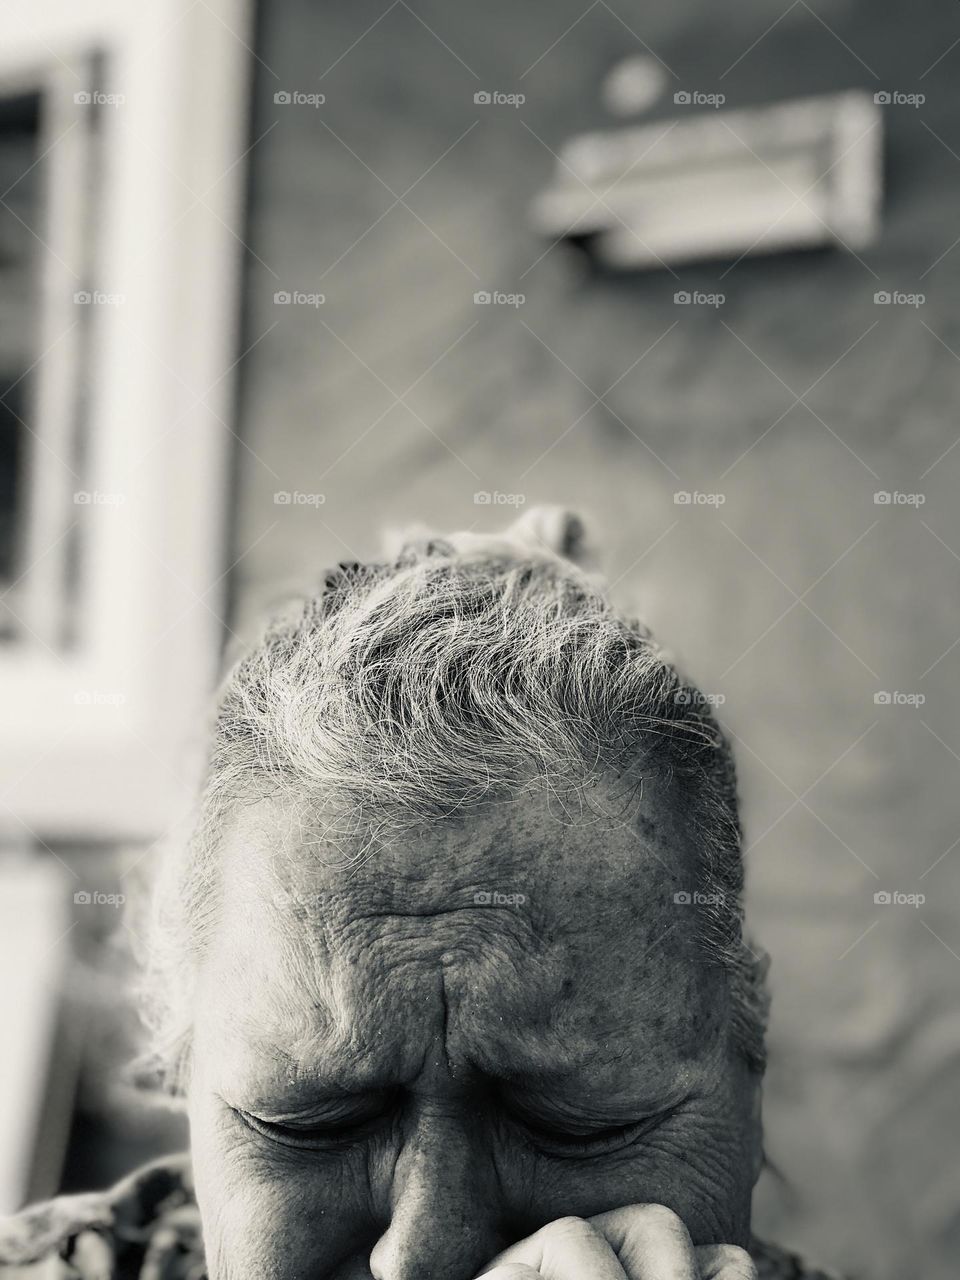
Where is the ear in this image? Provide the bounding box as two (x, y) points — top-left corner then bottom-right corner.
(504, 505), (589, 564)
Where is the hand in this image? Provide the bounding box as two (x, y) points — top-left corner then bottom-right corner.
(475, 1204), (757, 1280)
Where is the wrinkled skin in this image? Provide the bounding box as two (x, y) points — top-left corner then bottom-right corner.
(188, 777), (762, 1280)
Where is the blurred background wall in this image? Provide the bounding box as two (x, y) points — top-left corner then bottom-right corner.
(223, 1), (960, 1278)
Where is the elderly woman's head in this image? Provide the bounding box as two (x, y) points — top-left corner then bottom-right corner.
(139, 509), (768, 1280)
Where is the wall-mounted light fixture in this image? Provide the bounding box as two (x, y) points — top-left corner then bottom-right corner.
(531, 91), (883, 270)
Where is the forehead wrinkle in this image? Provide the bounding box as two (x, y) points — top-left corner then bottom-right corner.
(273, 904), (570, 1084)
(207, 893), (713, 1113)
(206, 781), (713, 1101)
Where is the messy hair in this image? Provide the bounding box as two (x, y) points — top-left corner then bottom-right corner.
(136, 507), (769, 1093)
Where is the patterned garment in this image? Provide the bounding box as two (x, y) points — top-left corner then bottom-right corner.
(0, 1156), (847, 1279)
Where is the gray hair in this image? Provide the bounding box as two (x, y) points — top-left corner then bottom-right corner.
(136, 507), (768, 1093)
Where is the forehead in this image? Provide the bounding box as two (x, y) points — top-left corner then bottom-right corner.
(195, 778), (728, 1101)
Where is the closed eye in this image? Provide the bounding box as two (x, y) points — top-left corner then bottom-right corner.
(233, 1092), (399, 1150)
(508, 1104), (680, 1159)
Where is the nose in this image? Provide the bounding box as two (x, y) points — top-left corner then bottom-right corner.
(368, 1117), (508, 1280)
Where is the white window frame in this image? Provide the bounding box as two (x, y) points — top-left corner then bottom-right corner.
(0, 0), (253, 841)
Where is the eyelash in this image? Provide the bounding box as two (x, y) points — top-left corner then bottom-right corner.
(235, 1106), (393, 1151)
(512, 1115), (660, 1159)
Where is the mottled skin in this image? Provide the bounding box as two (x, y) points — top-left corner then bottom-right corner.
(188, 777), (762, 1280)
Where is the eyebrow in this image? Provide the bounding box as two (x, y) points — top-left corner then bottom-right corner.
(495, 1078), (692, 1124)
(227, 1036), (688, 1126)
(257, 1039), (600, 1097)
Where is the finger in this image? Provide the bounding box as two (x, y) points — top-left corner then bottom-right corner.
(694, 1244), (758, 1279)
(477, 1216), (626, 1280)
(589, 1203), (699, 1279)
